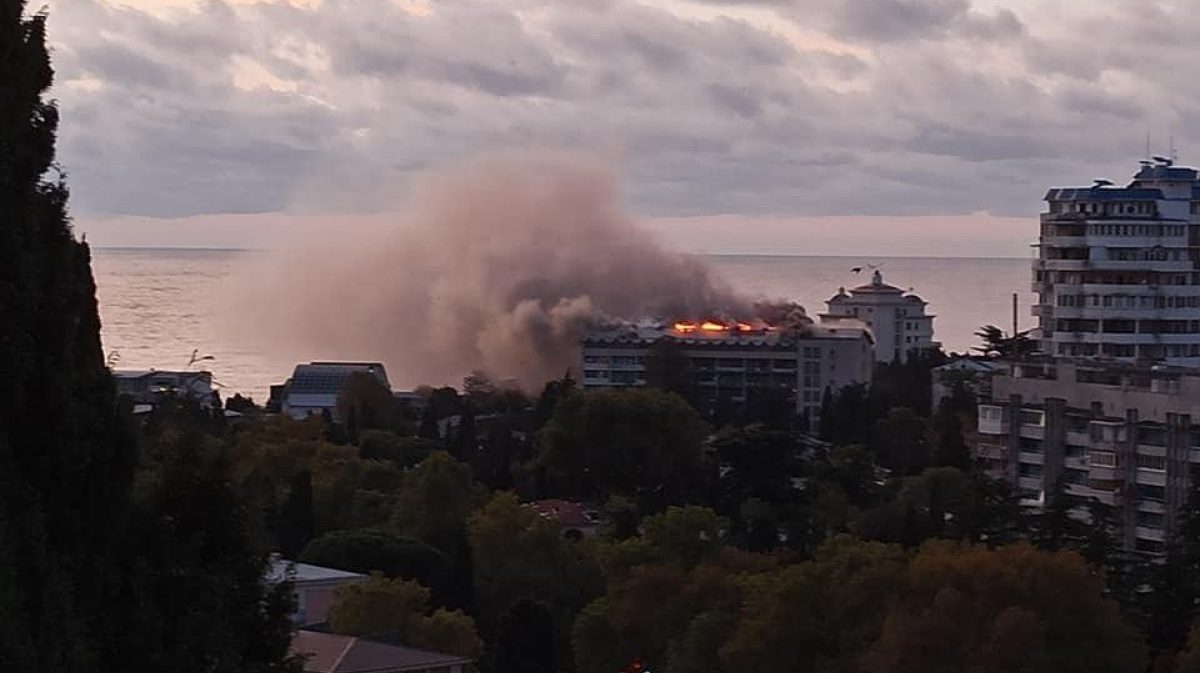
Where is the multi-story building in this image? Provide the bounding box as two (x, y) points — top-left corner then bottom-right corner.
(580, 318), (873, 428)
(823, 269), (938, 363)
(1034, 157), (1200, 365)
(976, 359), (1200, 554)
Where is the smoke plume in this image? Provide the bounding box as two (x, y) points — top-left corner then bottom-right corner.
(229, 153), (747, 390)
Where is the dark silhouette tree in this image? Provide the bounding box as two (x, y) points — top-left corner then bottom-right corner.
(277, 470), (315, 558)
(932, 406), (971, 470)
(495, 599), (556, 673)
(0, 6), (132, 669)
(452, 404), (478, 464)
(0, 8), (297, 670)
(973, 324), (1038, 358)
(418, 403), (441, 440)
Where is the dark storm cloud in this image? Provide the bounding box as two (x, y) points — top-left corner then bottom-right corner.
(43, 0), (1200, 220)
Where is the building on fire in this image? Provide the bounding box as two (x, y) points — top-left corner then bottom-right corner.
(580, 316), (874, 429)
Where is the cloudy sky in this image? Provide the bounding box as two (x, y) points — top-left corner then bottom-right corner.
(45, 0), (1197, 255)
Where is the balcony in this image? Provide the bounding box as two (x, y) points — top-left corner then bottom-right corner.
(1064, 455), (1089, 470)
(1019, 451), (1045, 466)
(1136, 469), (1167, 487)
(1136, 526), (1167, 543)
(1018, 425), (1045, 440)
(1088, 465), (1123, 481)
(1065, 431), (1090, 446)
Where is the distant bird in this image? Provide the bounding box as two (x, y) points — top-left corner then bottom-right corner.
(851, 267), (863, 274)
(851, 263), (881, 274)
(188, 349), (216, 367)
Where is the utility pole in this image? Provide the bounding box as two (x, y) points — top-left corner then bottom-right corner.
(1012, 292), (1019, 337)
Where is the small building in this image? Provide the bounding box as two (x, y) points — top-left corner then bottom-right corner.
(823, 269), (938, 363)
(930, 358), (1008, 411)
(527, 499), (601, 540)
(268, 557), (366, 626)
(112, 370), (214, 406)
(277, 362), (391, 421)
(291, 631), (473, 673)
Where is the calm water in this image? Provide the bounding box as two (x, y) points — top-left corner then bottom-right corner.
(93, 249), (1032, 400)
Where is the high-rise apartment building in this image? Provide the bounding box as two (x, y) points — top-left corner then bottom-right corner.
(1034, 158), (1200, 365)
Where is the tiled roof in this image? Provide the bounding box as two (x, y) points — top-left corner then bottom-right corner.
(527, 499), (600, 528)
(291, 631), (472, 673)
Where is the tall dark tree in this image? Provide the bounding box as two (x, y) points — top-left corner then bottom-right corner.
(418, 403), (441, 440)
(932, 406), (971, 470)
(494, 599), (556, 673)
(452, 405), (478, 464)
(0, 7), (297, 671)
(277, 470), (315, 558)
(1144, 466), (1200, 660)
(0, 5), (137, 670)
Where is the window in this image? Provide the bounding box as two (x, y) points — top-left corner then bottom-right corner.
(1138, 484), (1166, 503)
(1136, 454), (1167, 471)
(1138, 511), (1166, 529)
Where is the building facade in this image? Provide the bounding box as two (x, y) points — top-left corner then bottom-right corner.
(1034, 158), (1200, 366)
(823, 269), (938, 363)
(976, 359), (1200, 554)
(276, 362), (391, 420)
(113, 370), (214, 406)
(580, 319), (874, 428)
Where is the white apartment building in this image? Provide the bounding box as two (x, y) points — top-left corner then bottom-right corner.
(580, 318), (874, 428)
(823, 269), (938, 363)
(1034, 158), (1200, 366)
(976, 359), (1200, 554)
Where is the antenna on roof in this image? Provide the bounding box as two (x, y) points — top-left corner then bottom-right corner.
(1170, 129), (1179, 164)
(1146, 130), (1151, 160)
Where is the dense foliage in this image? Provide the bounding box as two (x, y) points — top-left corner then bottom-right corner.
(0, 4), (296, 671)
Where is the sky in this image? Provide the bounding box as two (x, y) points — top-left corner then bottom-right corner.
(43, 0), (1198, 255)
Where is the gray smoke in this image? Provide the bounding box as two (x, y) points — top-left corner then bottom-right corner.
(228, 152), (748, 390)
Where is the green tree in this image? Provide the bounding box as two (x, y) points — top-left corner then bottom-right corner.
(873, 407), (931, 476)
(467, 493), (602, 628)
(973, 324), (1038, 358)
(0, 7), (294, 672)
(932, 405), (971, 470)
(391, 452), (487, 555)
(640, 506), (727, 570)
(337, 372), (406, 441)
(540, 389), (710, 507)
(1178, 626), (1200, 673)
(358, 430), (438, 468)
(495, 598), (556, 673)
(328, 574), (481, 659)
(862, 542), (1142, 673)
(451, 405), (478, 464)
(299, 530), (451, 603)
(277, 470), (315, 558)
(417, 403), (441, 440)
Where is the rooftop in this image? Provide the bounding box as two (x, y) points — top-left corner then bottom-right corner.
(582, 318), (869, 348)
(287, 362), (390, 397)
(267, 557), (366, 585)
(291, 631), (472, 673)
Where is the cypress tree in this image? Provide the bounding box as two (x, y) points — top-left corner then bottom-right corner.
(0, 4), (136, 669)
(277, 471), (315, 558)
(0, 6), (298, 671)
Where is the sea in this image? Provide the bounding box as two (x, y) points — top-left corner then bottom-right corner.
(92, 249), (1033, 401)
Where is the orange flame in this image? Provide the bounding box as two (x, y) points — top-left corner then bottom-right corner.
(700, 321), (727, 332)
(736, 321), (755, 332)
(674, 321), (697, 333)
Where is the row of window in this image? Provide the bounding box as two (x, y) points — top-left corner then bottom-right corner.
(1054, 319), (1200, 334)
(1056, 293), (1200, 309)
(1055, 342), (1200, 358)
(1047, 201), (1157, 216)
(1044, 271), (1200, 286)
